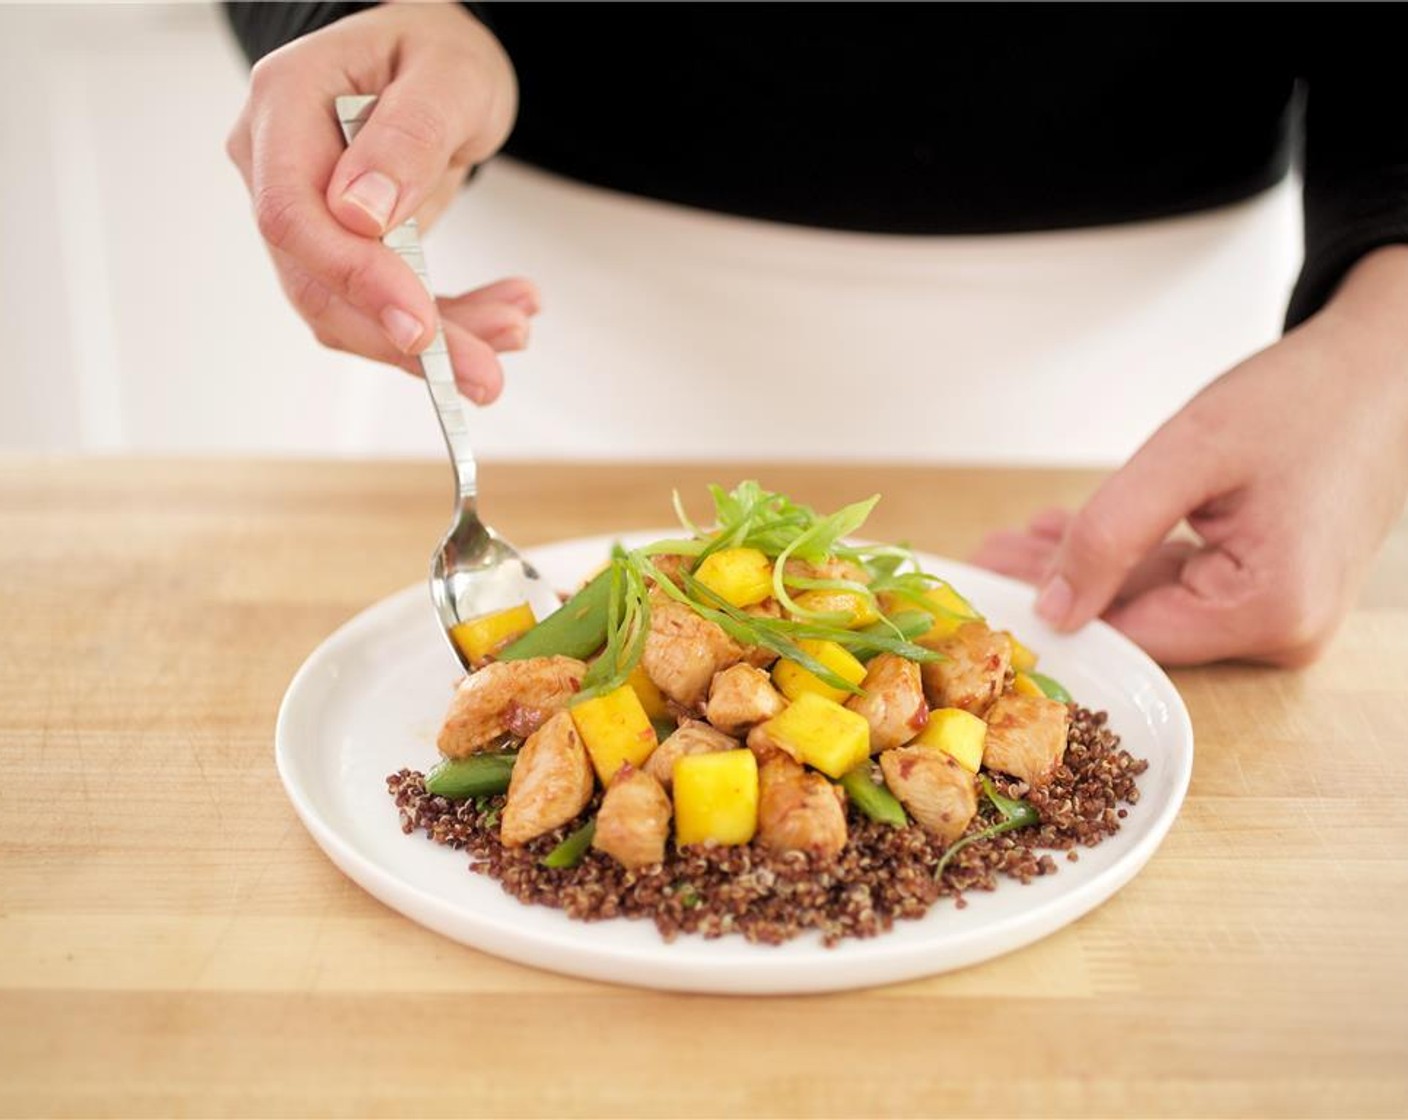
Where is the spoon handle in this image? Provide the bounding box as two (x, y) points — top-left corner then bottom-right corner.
(335, 94), (477, 504)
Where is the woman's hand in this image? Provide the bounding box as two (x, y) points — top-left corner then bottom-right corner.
(971, 246), (1408, 667)
(226, 1), (533, 403)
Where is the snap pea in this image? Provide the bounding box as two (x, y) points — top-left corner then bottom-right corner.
(424, 753), (516, 799)
(542, 818), (596, 869)
(839, 764), (909, 827)
(496, 568), (614, 662)
(1027, 671), (1073, 704)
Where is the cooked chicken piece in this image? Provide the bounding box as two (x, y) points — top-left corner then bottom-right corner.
(740, 599), (782, 668)
(783, 556), (871, 587)
(499, 712), (595, 847)
(880, 745), (977, 845)
(706, 664), (787, 737)
(757, 755), (848, 858)
(437, 656), (587, 758)
(647, 553), (693, 589)
(642, 720), (737, 791)
(592, 764), (672, 869)
(982, 693), (1070, 788)
(920, 621), (1010, 716)
(846, 653), (928, 753)
(746, 721), (803, 765)
(641, 593), (745, 712)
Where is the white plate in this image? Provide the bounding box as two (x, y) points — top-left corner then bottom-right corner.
(276, 532), (1193, 994)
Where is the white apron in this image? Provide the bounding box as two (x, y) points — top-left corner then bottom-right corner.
(340, 158), (1302, 467)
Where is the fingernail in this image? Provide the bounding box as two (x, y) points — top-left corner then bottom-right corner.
(380, 306), (424, 353)
(507, 290), (540, 314)
(490, 323), (528, 351)
(342, 170), (399, 232)
(463, 382), (489, 405)
(1035, 575), (1074, 628)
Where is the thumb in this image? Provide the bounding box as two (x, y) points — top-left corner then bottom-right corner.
(326, 56), (510, 238)
(1035, 418), (1226, 633)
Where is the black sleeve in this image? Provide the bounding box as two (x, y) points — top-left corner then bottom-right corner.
(1286, 16), (1408, 329)
(222, 2), (495, 66)
(223, 2), (377, 66)
(221, 4), (1406, 332)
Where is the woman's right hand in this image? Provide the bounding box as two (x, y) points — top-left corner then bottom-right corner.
(226, 1), (534, 404)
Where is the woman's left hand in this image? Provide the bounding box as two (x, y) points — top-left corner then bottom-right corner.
(970, 245), (1408, 667)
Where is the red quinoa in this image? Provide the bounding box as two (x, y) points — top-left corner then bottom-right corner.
(387, 705), (1146, 946)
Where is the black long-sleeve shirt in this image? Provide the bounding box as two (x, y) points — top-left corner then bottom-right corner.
(225, 3), (1408, 330)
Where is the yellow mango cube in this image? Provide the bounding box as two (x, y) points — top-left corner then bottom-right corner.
(1008, 634), (1039, 673)
(1013, 671), (1045, 698)
(693, 547), (775, 608)
(913, 707), (987, 773)
(790, 588), (880, 628)
(674, 749), (759, 846)
(772, 639), (867, 704)
(756, 692), (870, 778)
(628, 663), (669, 721)
(917, 584), (982, 642)
(450, 602), (536, 664)
(571, 685), (659, 784)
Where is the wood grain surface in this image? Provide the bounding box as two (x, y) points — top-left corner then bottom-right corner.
(1, 458), (1404, 1119)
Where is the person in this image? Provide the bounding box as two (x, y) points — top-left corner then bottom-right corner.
(223, 2), (1408, 668)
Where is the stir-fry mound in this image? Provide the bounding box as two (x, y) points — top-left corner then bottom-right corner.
(388, 707), (1145, 945)
(389, 482), (1148, 945)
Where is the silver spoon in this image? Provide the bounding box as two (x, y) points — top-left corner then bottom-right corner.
(336, 95), (560, 671)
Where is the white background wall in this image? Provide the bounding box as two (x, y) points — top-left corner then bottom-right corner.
(1, 2), (1304, 464)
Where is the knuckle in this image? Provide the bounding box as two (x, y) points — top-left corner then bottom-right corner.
(224, 126), (245, 167)
(1254, 575), (1337, 663)
(309, 322), (343, 351)
(286, 271), (333, 322)
(375, 98), (450, 158)
(1267, 636), (1331, 670)
(1066, 508), (1130, 571)
(334, 252), (380, 306)
(1281, 606), (1335, 657)
(247, 53), (286, 98)
(253, 186), (303, 251)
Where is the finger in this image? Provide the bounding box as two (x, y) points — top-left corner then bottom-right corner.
(1027, 507), (1072, 541)
(1100, 549), (1263, 665)
(973, 528), (1203, 611)
(245, 67), (437, 354)
(275, 252), (520, 397)
(326, 45), (498, 236)
(274, 237), (534, 356)
(1102, 544), (1310, 666)
(969, 508), (1071, 581)
(969, 529), (1059, 585)
(440, 297), (531, 354)
(1034, 418), (1233, 633)
(274, 252), (420, 375)
(302, 293), (511, 403)
(1102, 583), (1242, 666)
(448, 275), (541, 316)
(443, 317), (506, 405)
(1110, 539), (1200, 605)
